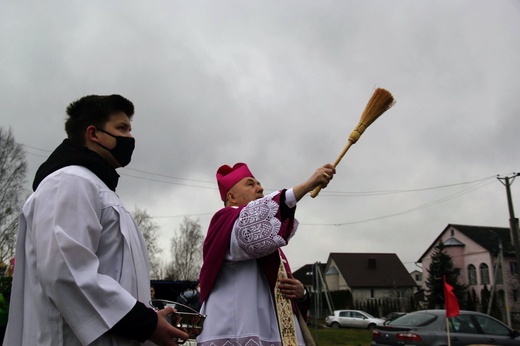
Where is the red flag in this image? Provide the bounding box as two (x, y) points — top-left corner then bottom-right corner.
(443, 275), (460, 317)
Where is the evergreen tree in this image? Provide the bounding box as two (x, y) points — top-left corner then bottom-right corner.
(480, 285), (501, 319)
(425, 242), (466, 309)
(465, 288), (477, 311)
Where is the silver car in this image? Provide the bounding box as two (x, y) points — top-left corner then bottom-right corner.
(325, 310), (385, 330)
(372, 309), (520, 345)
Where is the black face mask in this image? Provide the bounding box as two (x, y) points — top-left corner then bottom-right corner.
(95, 128), (135, 167)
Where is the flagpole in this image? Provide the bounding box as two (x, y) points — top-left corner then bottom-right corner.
(443, 275), (459, 346)
(445, 317), (451, 346)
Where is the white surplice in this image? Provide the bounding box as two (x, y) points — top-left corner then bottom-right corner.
(197, 191), (305, 346)
(3, 166), (151, 346)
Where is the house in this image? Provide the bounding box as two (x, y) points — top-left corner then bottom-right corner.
(410, 269), (424, 290)
(417, 224), (519, 323)
(292, 263), (327, 290)
(323, 252), (417, 301)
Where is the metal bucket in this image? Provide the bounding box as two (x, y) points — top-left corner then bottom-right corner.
(149, 299), (206, 343)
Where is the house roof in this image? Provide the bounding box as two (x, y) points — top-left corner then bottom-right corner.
(292, 263), (327, 286)
(417, 224), (515, 262)
(443, 236), (465, 246)
(328, 253), (417, 288)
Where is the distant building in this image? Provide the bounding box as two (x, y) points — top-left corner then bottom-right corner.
(417, 224), (520, 324)
(410, 269), (424, 290)
(323, 252), (416, 301)
(292, 263), (327, 291)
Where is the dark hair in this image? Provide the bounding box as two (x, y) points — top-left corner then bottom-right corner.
(65, 94), (134, 144)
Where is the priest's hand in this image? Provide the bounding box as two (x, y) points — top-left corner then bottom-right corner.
(149, 306), (189, 346)
(293, 163), (335, 201)
(278, 278), (307, 301)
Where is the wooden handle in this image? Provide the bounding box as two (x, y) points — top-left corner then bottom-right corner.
(310, 184), (323, 198)
(310, 140), (355, 198)
(309, 87), (396, 199)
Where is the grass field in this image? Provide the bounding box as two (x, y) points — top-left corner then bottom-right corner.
(310, 327), (373, 346)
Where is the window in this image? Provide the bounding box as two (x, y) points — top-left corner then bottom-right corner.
(415, 273), (422, 281)
(451, 315), (477, 334)
(473, 314), (510, 336)
(513, 289), (518, 303)
(352, 312), (364, 319)
(467, 264), (477, 285)
(370, 289), (375, 299)
(511, 261), (518, 275)
(479, 263), (490, 284)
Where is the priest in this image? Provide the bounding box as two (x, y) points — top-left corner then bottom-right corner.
(198, 162), (335, 346)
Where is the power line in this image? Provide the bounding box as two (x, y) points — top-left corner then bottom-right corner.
(322, 175), (497, 196)
(20, 143), (505, 225)
(152, 212), (214, 219)
(22, 143), (217, 188)
(300, 178), (496, 226)
(23, 144), (499, 195)
(124, 167), (214, 184)
(121, 173), (217, 190)
(151, 179), (497, 222)
(21, 144), (52, 153)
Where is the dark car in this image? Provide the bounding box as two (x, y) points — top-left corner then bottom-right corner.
(383, 312), (407, 324)
(372, 309), (520, 345)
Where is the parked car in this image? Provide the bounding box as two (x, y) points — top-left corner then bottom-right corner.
(384, 312), (407, 323)
(372, 309), (520, 345)
(325, 310), (385, 330)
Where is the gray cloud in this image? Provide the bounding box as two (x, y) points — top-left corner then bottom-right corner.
(2, 0), (520, 272)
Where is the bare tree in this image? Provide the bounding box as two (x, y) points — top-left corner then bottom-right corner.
(0, 127), (27, 265)
(132, 207), (163, 279)
(168, 217), (204, 281)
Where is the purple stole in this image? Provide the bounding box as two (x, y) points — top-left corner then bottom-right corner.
(199, 206), (242, 304)
(199, 192), (299, 312)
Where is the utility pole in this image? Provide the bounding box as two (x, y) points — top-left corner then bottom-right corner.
(313, 262), (319, 344)
(497, 173), (520, 277)
(487, 237), (511, 327)
(499, 241), (512, 328)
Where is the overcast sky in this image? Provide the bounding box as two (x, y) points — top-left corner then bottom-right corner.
(2, 1), (520, 274)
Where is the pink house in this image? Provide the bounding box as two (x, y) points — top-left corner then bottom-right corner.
(418, 224), (519, 325)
